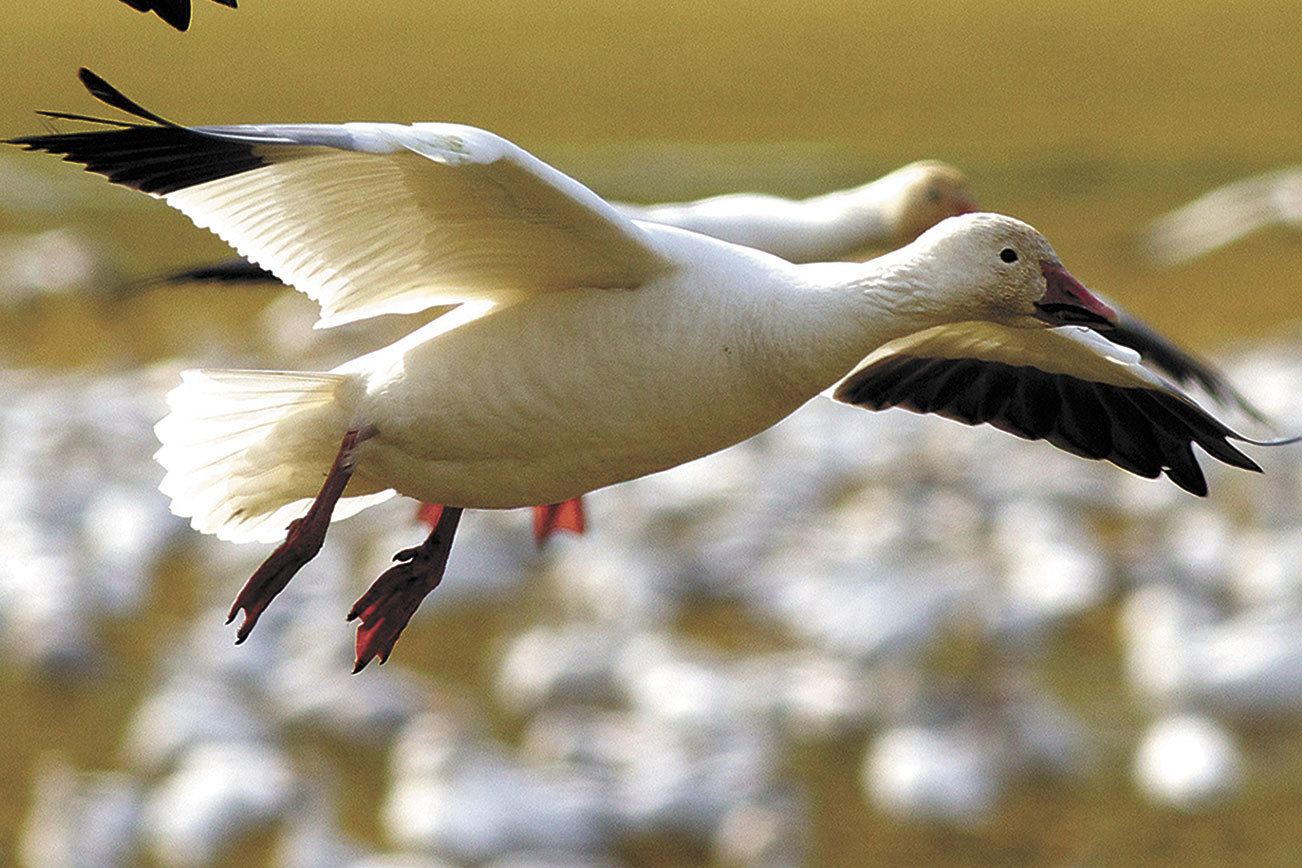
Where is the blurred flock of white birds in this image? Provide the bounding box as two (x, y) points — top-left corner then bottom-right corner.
(2, 164), (1301, 866)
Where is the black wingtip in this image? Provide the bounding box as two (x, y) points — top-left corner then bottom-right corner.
(154, 2), (190, 30)
(118, 0), (190, 30)
(34, 110), (138, 128)
(1107, 311), (1271, 424)
(77, 68), (177, 127)
(149, 258), (280, 286)
(213, 0), (238, 7)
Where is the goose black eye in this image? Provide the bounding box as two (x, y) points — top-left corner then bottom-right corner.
(926, 188), (942, 203)
(999, 247), (1019, 263)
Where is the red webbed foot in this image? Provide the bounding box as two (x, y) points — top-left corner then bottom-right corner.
(227, 427), (368, 642)
(348, 506), (463, 672)
(532, 497), (586, 547)
(227, 515), (322, 642)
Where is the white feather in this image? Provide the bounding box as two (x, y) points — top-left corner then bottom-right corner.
(164, 123), (670, 328)
(154, 369), (393, 544)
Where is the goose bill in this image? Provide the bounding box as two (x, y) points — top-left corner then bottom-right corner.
(1034, 262), (1118, 328)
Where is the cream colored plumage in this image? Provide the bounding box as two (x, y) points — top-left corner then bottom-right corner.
(614, 160), (976, 262)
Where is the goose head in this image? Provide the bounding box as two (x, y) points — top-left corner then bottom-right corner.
(903, 212), (1117, 330)
(887, 161), (979, 243)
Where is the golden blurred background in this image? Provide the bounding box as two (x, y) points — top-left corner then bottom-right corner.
(1, 1), (1301, 866)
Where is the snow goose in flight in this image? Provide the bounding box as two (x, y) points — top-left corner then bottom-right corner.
(116, 0), (236, 31)
(10, 69), (1290, 670)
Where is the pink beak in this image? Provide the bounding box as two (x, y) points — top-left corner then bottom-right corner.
(1034, 262), (1118, 328)
(951, 195), (980, 216)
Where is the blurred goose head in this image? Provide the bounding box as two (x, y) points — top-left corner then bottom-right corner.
(885, 161), (979, 244)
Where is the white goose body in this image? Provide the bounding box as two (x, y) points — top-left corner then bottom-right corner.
(341, 226), (900, 510)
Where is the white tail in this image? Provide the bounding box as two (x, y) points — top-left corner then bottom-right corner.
(154, 369), (394, 544)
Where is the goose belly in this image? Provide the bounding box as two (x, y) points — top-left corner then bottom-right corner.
(354, 284), (803, 508)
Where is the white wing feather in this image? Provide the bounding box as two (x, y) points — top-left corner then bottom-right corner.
(837, 321), (1170, 393)
(165, 123), (669, 327)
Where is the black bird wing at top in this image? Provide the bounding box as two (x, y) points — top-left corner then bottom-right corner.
(117, 0), (236, 32)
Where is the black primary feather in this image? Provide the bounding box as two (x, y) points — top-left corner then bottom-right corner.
(118, 0), (191, 30)
(152, 258), (277, 285)
(6, 69), (268, 196)
(77, 68), (178, 126)
(116, 0), (237, 32)
(1104, 310), (1267, 423)
(834, 354), (1263, 496)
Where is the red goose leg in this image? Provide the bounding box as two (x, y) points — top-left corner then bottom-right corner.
(348, 505), (463, 672)
(532, 497), (586, 546)
(227, 426), (371, 643)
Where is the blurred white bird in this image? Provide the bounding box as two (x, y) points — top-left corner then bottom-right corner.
(1133, 714), (1242, 810)
(862, 724), (1003, 825)
(141, 742), (296, 867)
(384, 724), (613, 861)
(496, 624), (626, 714)
(1139, 168), (1302, 266)
(120, 672), (272, 772)
(1120, 585), (1302, 717)
(711, 788), (808, 867)
(20, 756), (143, 868)
(0, 229), (119, 304)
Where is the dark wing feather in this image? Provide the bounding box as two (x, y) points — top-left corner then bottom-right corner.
(117, 0), (235, 30)
(6, 70), (267, 196)
(8, 124), (266, 194)
(5, 69), (264, 196)
(833, 354), (1261, 496)
(77, 68), (178, 126)
(117, 0), (191, 30)
(152, 258), (278, 285)
(1105, 309), (1266, 422)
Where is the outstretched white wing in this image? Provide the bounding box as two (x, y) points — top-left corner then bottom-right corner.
(11, 70), (670, 328)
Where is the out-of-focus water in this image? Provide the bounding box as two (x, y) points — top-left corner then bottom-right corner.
(1, 2), (1301, 866)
